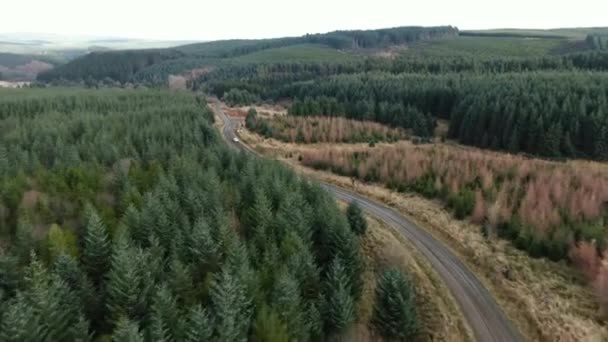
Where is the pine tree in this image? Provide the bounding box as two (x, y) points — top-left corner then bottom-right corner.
(323, 257), (355, 333)
(168, 257), (195, 306)
(112, 317), (145, 342)
(0, 294), (42, 342)
(187, 218), (219, 276)
(272, 270), (308, 341)
(106, 238), (150, 323)
(247, 189), (274, 249)
(346, 200), (367, 235)
(245, 108), (258, 129)
(185, 305), (213, 342)
(0, 253), (22, 296)
(21, 255), (82, 341)
(328, 223), (363, 299)
(149, 284), (180, 341)
(68, 315), (93, 342)
(542, 123), (563, 158)
(0, 144), (8, 175)
(81, 206), (111, 287)
(210, 264), (252, 342)
(594, 125), (608, 160)
(13, 216), (35, 263)
(372, 268), (417, 341)
(53, 255), (97, 325)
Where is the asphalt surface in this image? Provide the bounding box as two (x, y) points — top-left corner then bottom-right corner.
(215, 105), (523, 342)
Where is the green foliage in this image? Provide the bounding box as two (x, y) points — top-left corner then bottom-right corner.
(105, 237), (152, 324)
(47, 223), (79, 262)
(111, 317), (144, 342)
(223, 88), (260, 106)
(272, 270), (308, 341)
(323, 257), (355, 333)
(346, 200), (367, 235)
(448, 188), (475, 219)
(184, 305), (213, 342)
(38, 26), (457, 85)
(0, 89), (374, 340)
(252, 304), (290, 342)
(209, 265), (252, 342)
(82, 207), (111, 286)
(0, 294), (42, 342)
(372, 268), (417, 341)
(245, 107), (258, 130)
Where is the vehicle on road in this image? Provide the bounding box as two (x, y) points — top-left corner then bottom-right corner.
(233, 137), (240, 143)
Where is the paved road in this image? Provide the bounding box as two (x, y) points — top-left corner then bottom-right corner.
(215, 105), (523, 342)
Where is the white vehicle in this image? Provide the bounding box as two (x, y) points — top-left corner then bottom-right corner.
(232, 137), (240, 143)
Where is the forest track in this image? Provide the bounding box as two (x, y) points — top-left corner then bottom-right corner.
(214, 104), (523, 342)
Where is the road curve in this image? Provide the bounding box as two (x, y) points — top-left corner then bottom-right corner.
(214, 104), (523, 342)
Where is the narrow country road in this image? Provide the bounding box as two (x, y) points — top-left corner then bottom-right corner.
(215, 104), (523, 342)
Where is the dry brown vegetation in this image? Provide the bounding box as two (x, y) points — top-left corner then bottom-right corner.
(251, 116), (407, 144)
(236, 127), (608, 341)
(300, 142), (608, 263)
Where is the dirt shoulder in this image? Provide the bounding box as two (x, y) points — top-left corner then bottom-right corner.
(238, 127), (608, 342)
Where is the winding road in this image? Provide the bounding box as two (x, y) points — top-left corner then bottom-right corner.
(215, 105), (523, 342)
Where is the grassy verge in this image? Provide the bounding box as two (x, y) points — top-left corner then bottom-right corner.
(345, 201), (473, 341)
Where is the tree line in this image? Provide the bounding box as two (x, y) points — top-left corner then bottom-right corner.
(267, 72), (608, 159)
(0, 88), (418, 341)
(587, 34), (608, 50)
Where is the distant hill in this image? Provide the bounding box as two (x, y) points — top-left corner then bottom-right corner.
(0, 52), (61, 81)
(0, 33), (201, 80)
(35, 25), (608, 86)
(38, 26), (458, 83)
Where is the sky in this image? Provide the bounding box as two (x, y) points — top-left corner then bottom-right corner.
(2, 0), (608, 41)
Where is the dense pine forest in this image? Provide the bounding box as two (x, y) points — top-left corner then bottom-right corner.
(0, 89), (417, 341)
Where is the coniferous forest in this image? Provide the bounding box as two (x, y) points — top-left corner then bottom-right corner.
(0, 89), (417, 341)
(1, 22), (608, 341)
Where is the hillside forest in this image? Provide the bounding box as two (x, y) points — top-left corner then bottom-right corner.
(0, 89), (417, 341)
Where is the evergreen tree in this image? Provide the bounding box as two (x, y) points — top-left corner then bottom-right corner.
(106, 238), (150, 323)
(81, 206), (111, 287)
(272, 270), (308, 341)
(149, 284), (180, 341)
(53, 255), (97, 325)
(0, 294), (42, 342)
(0, 144), (8, 175)
(112, 317), (145, 342)
(246, 107), (258, 129)
(346, 200), (367, 235)
(210, 265), (252, 342)
(372, 268), (417, 341)
(328, 223), (363, 298)
(323, 257), (355, 333)
(185, 305), (213, 342)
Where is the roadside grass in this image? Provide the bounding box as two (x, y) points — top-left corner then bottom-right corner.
(343, 200), (473, 342)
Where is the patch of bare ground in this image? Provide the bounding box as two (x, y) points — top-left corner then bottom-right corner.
(238, 128), (608, 342)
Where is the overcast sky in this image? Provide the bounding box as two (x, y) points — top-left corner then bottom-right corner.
(2, 0), (607, 41)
